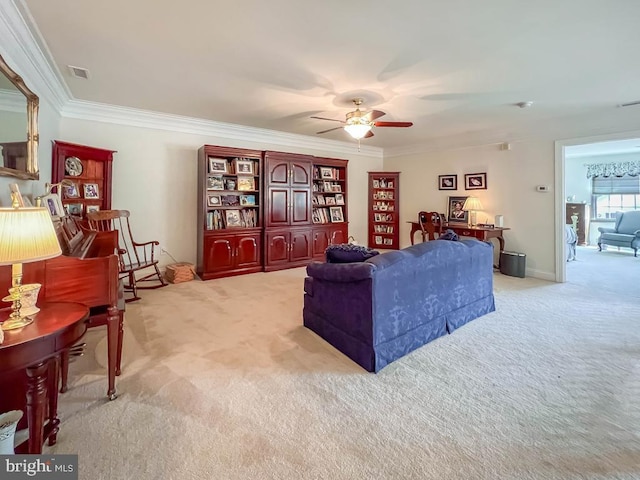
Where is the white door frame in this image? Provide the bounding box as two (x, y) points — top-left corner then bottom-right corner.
(554, 129), (640, 282)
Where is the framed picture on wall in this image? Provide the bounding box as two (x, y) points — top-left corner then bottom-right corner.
(447, 196), (469, 223)
(464, 172), (487, 190)
(438, 174), (457, 190)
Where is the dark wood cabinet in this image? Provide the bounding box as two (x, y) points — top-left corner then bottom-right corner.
(264, 152), (313, 227)
(368, 172), (400, 249)
(566, 202), (590, 245)
(51, 141), (116, 218)
(197, 145), (264, 280)
(264, 228), (312, 271)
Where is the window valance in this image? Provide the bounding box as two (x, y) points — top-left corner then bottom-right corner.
(585, 161), (640, 178)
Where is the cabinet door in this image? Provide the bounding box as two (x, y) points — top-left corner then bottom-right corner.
(266, 188), (290, 226)
(203, 236), (234, 273)
(291, 161), (311, 186)
(265, 231), (290, 265)
(235, 234), (261, 268)
(266, 159), (290, 186)
(329, 225), (347, 245)
(290, 229), (312, 262)
(291, 188), (311, 225)
(312, 228), (330, 257)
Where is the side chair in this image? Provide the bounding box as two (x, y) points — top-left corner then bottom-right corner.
(87, 209), (167, 302)
(417, 211), (445, 242)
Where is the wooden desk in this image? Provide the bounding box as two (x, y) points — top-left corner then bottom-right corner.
(408, 221), (510, 252)
(0, 302), (89, 453)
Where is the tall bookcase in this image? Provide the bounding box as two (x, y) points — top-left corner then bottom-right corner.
(368, 172), (400, 249)
(51, 141), (116, 218)
(311, 157), (348, 259)
(197, 145), (263, 280)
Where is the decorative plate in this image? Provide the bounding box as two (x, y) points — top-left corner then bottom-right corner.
(64, 156), (83, 176)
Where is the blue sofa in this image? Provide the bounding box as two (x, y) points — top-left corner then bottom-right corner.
(303, 239), (495, 372)
(597, 210), (640, 256)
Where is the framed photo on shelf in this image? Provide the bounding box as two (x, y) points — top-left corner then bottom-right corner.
(65, 203), (84, 217)
(221, 195), (240, 206)
(372, 179), (380, 188)
(326, 197), (336, 205)
(207, 194), (221, 206)
(235, 159), (253, 175)
(438, 174), (457, 190)
(447, 195), (469, 223)
(329, 206), (344, 223)
(239, 194), (256, 206)
(464, 172), (487, 190)
(209, 157), (228, 174)
(335, 193), (345, 205)
(331, 184), (342, 193)
(83, 183), (99, 199)
(320, 167), (333, 179)
(208, 175), (225, 190)
(86, 205), (100, 213)
(225, 209), (242, 228)
(237, 176), (255, 191)
(63, 182), (80, 198)
(317, 196), (326, 205)
(41, 194), (65, 219)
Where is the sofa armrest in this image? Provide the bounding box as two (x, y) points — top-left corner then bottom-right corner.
(598, 227), (616, 234)
(634, 230), (640, 238)
(306, 261), (375, 283)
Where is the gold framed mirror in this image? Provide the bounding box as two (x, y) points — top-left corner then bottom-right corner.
(0, 54), (39, 180)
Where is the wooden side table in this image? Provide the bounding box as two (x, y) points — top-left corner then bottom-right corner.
(0, 301), (89, 453)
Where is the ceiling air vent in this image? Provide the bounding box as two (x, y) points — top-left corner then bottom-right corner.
(619, 100), (640, 107)
(67, 65), (90, 80)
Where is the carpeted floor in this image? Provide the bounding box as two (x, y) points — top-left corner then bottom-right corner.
(47, 248), (640, 479)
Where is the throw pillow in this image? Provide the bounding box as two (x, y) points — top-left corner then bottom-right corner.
(438, 229), (459, 241)
(325, 243), (380, 263)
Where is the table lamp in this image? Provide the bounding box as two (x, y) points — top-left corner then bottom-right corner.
(462, 196), (483, 227)
(0, 205), (61, 330)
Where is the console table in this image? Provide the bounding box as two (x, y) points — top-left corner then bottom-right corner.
(0, 302), (89, 453)
(408, 221), (510, 252)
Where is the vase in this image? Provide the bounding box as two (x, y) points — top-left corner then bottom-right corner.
(0, 410), (23, 454)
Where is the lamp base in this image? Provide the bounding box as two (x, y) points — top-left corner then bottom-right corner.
(1, 314), (34, 331)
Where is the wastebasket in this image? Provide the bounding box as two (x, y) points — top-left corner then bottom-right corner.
(499, 251), (526, 278)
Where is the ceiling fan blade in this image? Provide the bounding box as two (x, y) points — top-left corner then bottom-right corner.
(311, 116), (345, 124)
(374, 121), (413, 128)
(316, 126), (344, 134)
(363, 110), (386, 121)
(364, 130), (375, 138)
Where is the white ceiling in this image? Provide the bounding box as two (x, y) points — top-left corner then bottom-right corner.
(21, 0), (640, 150)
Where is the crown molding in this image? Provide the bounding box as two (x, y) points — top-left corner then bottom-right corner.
(0, 1), (71, 111)
(62, 99), (384, 158)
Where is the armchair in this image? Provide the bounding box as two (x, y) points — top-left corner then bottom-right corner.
(597, 210), (640, 257)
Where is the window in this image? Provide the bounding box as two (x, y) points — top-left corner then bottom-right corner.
(591, 175), (640, 219)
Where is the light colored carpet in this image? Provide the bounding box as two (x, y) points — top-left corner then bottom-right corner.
(47, 250), (640, 479)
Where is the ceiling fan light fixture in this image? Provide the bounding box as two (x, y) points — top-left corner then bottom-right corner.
(344, 123), (372, 139)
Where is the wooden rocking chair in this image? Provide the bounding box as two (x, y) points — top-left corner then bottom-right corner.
(87, 210), (167, 302)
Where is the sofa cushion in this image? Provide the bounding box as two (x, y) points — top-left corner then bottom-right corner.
(438, 229), (459, 241)
(325, 244), (380, 263)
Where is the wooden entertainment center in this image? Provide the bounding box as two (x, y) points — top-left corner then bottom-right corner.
(196, 145), (348, 280)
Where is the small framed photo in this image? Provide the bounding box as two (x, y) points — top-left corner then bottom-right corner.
(86, 205), (100, 213)
(208, 175), (225, 190)
(209, 157), (228, 174)
(65, 203), (84, 217)
(465, 172), (487, 190)
(207, 194), (221, 206)
(83, 183), (99, 199)
(372, 179), (380, 188)
(63, 182), (81, 199)
(331, 184), (342, 193)
(235, 159), (253, 175)
(320, 167), (334, 179)
(225, 209), (242, 228)
(325, 197), (336, 205)
(317, 196), (326, 205)
(240, 194), (256, 206)
(237, 176), (255, 191)
(221, 195), (240, 206)
(224, 178), (237, 190)
(323, 181), (332, 192)
(447, 196), (469, 223)
(438, 174), (457, 191)
(42, 194), (65, 219)
(329, 206), (344, 223)
(335, 193), (345, 205)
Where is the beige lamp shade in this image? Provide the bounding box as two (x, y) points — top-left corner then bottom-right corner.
(462, 196), (483, 211)
(0, 207), (62, 265)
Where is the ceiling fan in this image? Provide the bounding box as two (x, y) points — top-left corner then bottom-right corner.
(311, 98), (413, 140)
